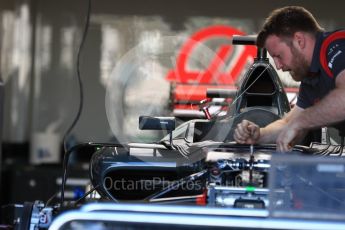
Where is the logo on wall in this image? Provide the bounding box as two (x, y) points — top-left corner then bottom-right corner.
(165, 25), (256, 85)
(165, 25), (257, 114)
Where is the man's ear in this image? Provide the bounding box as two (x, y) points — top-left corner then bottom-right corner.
(293, 32), (306, 49)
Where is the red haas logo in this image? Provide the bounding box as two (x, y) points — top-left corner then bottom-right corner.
(165, 25), (256, 116)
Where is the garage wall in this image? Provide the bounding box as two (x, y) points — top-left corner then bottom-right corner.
(2, 0), (345, 145)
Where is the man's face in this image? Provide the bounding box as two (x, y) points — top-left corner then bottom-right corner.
(265, 35), (309, 81)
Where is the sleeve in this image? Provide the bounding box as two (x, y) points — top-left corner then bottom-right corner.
(296, 83), (312, 109)
(327, 40), (345, 78)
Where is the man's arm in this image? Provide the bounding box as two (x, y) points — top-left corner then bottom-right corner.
(233, 106), (304, 145)
(275, 70), (345, 151)
(292, 70), (345, 130)
(258, 106), (304, 143)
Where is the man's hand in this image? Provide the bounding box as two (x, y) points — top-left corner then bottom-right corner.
(276, 121), (303, 152)
(233, 119), (260, 144)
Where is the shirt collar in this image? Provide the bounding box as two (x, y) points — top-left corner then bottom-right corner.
(309, 32), (323, 74)
(302, 32), (324, 86)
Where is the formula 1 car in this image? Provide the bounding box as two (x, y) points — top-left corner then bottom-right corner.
(90, 36), (291, 203)
(89, 36), (338, 206)
(3, 36), (345, 230)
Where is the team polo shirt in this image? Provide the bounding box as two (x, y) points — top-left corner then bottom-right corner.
(297, 31), (345, 109)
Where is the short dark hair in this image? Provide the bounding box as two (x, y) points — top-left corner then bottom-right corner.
(257, 6), (323, 47)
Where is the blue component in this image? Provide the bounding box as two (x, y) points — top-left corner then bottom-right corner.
(73, 187), (85, 199)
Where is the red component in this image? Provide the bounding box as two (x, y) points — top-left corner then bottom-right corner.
(196, 190), (208, 206)
(202, 107), (212, 120)
(173, 104), (199, 110)
(293, 199), (304, 209)
(284, 87), (299, 93)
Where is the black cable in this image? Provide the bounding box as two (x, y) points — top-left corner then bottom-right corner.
(60, 143), (91, 207)
(59, 0), (91, 208)
(60, 142), (126, 207)
(62, 0), (91, 153)
(73, 184), (100, 207)
(45, 191), (59, 208)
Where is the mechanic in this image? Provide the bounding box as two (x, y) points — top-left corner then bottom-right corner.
(233, 6), (345, 152)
